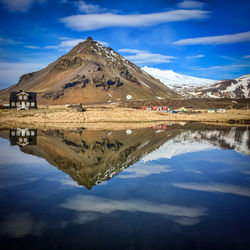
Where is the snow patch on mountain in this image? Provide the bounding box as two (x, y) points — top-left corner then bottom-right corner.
(191, 74), (250, 98)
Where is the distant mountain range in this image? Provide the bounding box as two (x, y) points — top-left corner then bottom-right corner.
(0, 37), (177, 104)
(142, 66), (250, 99)
(189, 74), (250, 98)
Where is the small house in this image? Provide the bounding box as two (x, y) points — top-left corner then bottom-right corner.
(142, 106), (167, 111)
(10, 90), (37, 110)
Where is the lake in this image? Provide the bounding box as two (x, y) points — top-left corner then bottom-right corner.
(0, 123), (250, 250)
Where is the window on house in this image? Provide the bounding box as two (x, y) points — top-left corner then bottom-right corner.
(16, 102), (20, 106)
(24, 138), (28, 143)
(31, 102), (35, 106)
(11, 131), (15, 136)
(26, 131), (30, 136)
(19, 138), (23, 142)
(11, 102), (15, 106)
(27, 102), (30, 106)
(31, 131), (35, 136)
(19, 95), (23, 100)
(23, 95), (27, 100)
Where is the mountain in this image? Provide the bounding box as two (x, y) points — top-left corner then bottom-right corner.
(142, 66), (216, 96)
(0, 38), (177, 104)
(188, 74), (250, 98)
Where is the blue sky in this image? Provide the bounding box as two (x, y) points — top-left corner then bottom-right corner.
(0, 0), (250, 88)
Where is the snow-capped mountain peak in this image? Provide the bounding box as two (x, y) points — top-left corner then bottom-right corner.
(142, 66), (217, 96)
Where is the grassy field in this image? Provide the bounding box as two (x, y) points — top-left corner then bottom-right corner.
(0, 105), (249, 130)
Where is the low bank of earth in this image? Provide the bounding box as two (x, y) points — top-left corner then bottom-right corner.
(0, 105), (249, 130)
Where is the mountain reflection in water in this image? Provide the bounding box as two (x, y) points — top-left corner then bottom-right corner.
(0, 123), (249, 189)
(0, 124), (250, 250)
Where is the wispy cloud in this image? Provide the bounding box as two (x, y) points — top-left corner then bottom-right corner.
(174, 31), (250, 45)
(118, 48), (176, 64)
(118, 163), (172, 179)
(60, 9), (210, 31)
(0, 0), (45, 13)
(61, 195), (207, 218)
(0, 61), (46, 85)
(243, 55), (250, 58)
(177, 1), (205, 9)
(45, 38), (86, 50)
(173, 182), (250, 197)
(75, 0), (107, 14)
(0, 37), (21, 45)
(45, 37), (109, 51)
(190, 64), (250, 71)
(24, 45), (40, 49)
(186, 54), (205, 59)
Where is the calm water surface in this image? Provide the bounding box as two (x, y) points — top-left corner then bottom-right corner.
(0, 124), (250, 250)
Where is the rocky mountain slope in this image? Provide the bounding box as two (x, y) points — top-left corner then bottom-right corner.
(188, 74), (250, 98)
(0, 38), (177, 104)
(142, 66), (216, 96)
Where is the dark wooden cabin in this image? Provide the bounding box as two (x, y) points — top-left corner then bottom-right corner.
(9, 90), (37, 110)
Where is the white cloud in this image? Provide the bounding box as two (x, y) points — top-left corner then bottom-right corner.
(174, 31), (250, 45)
(177, 1), (205, 9)
(186, 54), (205, 59)
(243, 55), (250, 58)
(118, 48), (176, 64)
(24, 45), (40, 49)
(45, 38), (109, 50)
(61, 195), (207, 218)
(60, 9), (210, 31)
(0, 0), (45, 13)
(118, 163), (172, 178)
(0, 61), (46, 85)
(75, 1), (107, 13)
(173, 182), (250, 197)
(45, 39), (86, 50)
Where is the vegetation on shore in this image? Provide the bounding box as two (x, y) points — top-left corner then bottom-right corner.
(0, 105), (249, 130)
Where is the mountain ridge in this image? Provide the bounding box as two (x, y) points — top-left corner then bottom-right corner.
(143, 66), (250, 98)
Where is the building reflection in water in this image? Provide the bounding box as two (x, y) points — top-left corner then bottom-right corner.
(9, 128), (37, 147)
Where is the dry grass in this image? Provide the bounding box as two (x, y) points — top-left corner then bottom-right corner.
(0, 106), (249, 130)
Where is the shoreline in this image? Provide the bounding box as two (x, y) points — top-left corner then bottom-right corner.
(0, 106), (249, 130)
